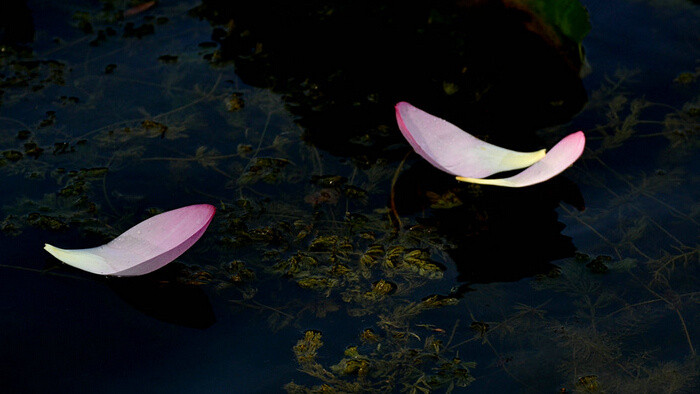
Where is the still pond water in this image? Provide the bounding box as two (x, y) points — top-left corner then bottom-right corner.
(1, 0), (698, 392)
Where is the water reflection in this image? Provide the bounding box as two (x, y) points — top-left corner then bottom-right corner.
(192, 0), (588, 159)
(394, 161), (585, 285)
(2, 0), (696, 392)
(189, 0), (591, 287)
(107, 264), (216, 329)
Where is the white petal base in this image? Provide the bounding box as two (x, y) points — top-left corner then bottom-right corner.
(396, 102), (549, 178)
(43, 204), (216, 277)
(44, 244), (114, 275)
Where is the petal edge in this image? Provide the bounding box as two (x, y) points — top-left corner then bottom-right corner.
(44, 204), (216, 276)
(395, 102), (548, 178)
(456, 131), (585, 187)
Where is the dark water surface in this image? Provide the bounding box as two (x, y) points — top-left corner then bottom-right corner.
(1, 0), (698, 392)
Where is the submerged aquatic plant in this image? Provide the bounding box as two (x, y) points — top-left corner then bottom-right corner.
(44, 204), (215, 276)
(0, 1), (696, 391)
(395, 102), (585, 187)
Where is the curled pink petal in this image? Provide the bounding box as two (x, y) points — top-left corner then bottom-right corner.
(44, 204), (216, 276)
(395, 102), (546, 178)
(456, 131), (585, 187)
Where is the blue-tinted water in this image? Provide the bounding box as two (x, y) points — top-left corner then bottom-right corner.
(1, 0), (698, 392)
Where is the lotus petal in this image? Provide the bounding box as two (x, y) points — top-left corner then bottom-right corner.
(395, 102), (546, 178)
(456, 131), (585, 187)
(395, 102), (585, 187)
(44, 204), (216, 276)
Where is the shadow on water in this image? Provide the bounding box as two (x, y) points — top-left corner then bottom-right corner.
(7, 0), (696, 391)
(106, 264), (217, 329)
(393, 161), (585, 286)
(191, 0), (588, 158)
(191, 0), (590, 283)
(0, 0), (34, 46)
(2, 229), (217, 329)
(0, 0), (590, 286)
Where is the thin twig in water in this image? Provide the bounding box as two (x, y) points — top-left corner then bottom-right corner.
(390, 152), (411, 230)
(229, 299), (295, 319)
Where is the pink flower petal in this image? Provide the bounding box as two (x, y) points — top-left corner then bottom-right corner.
(395, 102), (546, 178)
(44, 204), (216, 276)
(456, 131), (585, 187)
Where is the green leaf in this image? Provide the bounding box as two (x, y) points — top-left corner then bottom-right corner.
(516, 0), (591, 44)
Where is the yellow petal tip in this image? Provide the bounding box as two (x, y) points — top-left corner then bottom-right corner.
(500, 148), (546, 169)
(455, 176), (514, 187)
